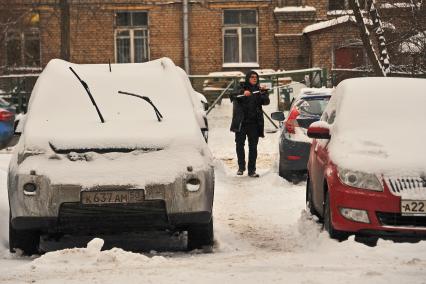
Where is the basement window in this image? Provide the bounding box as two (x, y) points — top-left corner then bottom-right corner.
(223, 10), (258, 66)
(115, 11), (149, 63)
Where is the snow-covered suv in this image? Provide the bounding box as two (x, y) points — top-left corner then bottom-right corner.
(8, 58), (215, 255)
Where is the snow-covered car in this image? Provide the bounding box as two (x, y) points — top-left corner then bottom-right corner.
(306, 78), (426, 242)
(8, 58), (215, 255)
(271, 88), (332, 183)
(176, 67), (209, 141)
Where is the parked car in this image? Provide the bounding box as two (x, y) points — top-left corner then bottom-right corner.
(271, 88), (332, 183)
(8, 58), (215, 255)
(0, 98), (16, 148)
(176, 67), (209, 142)
(306, 77), (426, 242)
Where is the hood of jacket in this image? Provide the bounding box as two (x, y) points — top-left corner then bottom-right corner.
(244, 71), (260, 88)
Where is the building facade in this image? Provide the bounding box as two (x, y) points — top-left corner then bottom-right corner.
(0, 0), (423, 77)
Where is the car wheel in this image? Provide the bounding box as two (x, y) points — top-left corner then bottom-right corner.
(324, 192), (349, 241)
(9, 212), (40, 255)
(187, 218), (214, 251)
(306, 175), (321, 219)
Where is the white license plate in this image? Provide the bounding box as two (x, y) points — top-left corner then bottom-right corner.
(401, 200), (426, 216)
(81, 190), (145, 205)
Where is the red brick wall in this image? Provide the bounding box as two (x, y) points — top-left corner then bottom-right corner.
(40, 7), (61, 66)
(70, 5), (114, 64)
(307, 23), (362, 71)
(150, 4), (184, 67)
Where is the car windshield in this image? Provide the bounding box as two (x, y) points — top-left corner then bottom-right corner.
(297, 97), (330, 116)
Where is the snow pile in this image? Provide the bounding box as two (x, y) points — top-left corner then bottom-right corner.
(303, 15), (372, 33)
(30, 238), (166, 273)
(328, 77), (426, 176)
(274, 6), (316, 13)
(380, 2), (421, 9)
(206, 71), (245, 78)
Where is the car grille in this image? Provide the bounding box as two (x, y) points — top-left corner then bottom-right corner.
(377, 212), (426, 228)
(58, 201), (169, 233)
(384, 177), (426, 197)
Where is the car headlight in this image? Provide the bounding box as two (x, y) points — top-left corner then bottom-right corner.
(337, 167), (383, 191)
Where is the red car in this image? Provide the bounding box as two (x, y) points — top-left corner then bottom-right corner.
(306, 77), (426, 242)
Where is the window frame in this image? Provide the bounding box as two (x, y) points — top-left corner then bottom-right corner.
(5, 27), (41, 68)
(222, 9), (259, 67)
(114, 11), (150, 63)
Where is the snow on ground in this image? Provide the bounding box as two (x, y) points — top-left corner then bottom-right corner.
(0, 98), (426, 283)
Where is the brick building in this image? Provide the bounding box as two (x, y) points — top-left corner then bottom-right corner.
(0, 0), (423, 77)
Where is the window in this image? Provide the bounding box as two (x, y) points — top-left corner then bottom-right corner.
(223, 10), (258, 65)
(5, 12), (40, 68)
(115, 11), (149, 63)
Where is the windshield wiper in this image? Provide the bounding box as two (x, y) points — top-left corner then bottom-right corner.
(118, 91), (163, 122)
(69, 67), (105, 123)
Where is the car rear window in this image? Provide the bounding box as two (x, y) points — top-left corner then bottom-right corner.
(296, 97), (330, 115)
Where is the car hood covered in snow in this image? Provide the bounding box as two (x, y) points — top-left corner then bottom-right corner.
(14, 58), (212, 187)
(328, 77), (426, 177)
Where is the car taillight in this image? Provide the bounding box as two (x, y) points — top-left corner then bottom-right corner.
(285, 108), (300, 134)
(0, 110), (13, 121)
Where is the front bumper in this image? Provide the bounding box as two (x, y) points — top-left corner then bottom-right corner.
(328, 171), (426, 236)
(9, 168), (214, 233)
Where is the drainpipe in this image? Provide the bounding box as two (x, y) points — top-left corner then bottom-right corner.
(183, 0), (190, 73)
(60, 0), (70, 61)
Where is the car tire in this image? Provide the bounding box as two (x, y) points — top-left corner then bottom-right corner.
(9, 213), (40, 255)
(187, 218), (214, 251)
(324, 192), (349, 241)
(306, 175), (321, 219)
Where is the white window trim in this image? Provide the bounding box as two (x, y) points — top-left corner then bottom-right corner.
(222, 10), (259, 67)
(114, 27), (150, 63)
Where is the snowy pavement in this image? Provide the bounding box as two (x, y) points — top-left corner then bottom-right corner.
(1, 100), (426, 283)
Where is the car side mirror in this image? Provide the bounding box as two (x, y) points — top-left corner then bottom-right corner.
(307, 121), (331, 139)
(271, 111), (285, 121)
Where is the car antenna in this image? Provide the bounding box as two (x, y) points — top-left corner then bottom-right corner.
(69, 67), (105, 123)
(108, 59), (112, 72)
(118, 91), (163, 122)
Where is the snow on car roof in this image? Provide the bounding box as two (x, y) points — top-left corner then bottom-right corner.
(297, 87), (332, 100)
(24, 58), (203, 151)
(328, 77), (426, 176)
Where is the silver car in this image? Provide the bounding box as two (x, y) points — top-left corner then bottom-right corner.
(8, 58), (215, 255)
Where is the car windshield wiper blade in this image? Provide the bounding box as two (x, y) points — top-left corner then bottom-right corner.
(69, 67), (105, 123)
(118, 91), (163, 122)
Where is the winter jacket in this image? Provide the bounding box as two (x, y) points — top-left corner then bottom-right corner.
(230, 71), (270, 137)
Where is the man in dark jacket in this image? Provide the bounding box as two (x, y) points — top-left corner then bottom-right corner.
(230, 71), (270, 177)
